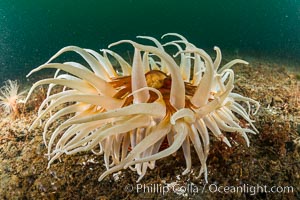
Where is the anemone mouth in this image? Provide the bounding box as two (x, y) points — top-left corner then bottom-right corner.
(26, 33), (260, 183)
(110, 69), (199, 116)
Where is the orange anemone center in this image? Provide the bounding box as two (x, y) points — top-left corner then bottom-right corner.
(110, 70), (197, 114)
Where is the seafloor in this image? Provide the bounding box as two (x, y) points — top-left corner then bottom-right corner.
(0, 58), (299, 200)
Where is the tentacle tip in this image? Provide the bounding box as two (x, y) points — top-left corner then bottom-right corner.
(204, 177), (208, 183)
(223, 137), (232, 147)
(170, 119), (176, 125)
(182, 169), (191, 176)
(136, 179), (141, 183)
(26, 69), (37, 77)
(174, 51), (182, 57)
(24, 99), (29, 105)
(124, 163), (130, 169)
(161, 33), (168, 39)
(98, 175), (105, 182)
(28, 123), (36, 131)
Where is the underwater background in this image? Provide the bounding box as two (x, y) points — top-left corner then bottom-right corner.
(0, 0), (299, 84)
(0, 1), (300, 199)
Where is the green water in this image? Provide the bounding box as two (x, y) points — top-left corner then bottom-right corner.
(0, 0), (299, 83)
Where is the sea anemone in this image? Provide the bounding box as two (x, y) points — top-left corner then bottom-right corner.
(26, 33), (260, 182)
(0, 79), (26, 119)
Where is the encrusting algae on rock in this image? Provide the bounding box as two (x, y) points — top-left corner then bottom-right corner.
(25, 33), (260, 182)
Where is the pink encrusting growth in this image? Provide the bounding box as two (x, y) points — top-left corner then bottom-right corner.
(25, 33), (260, 182)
